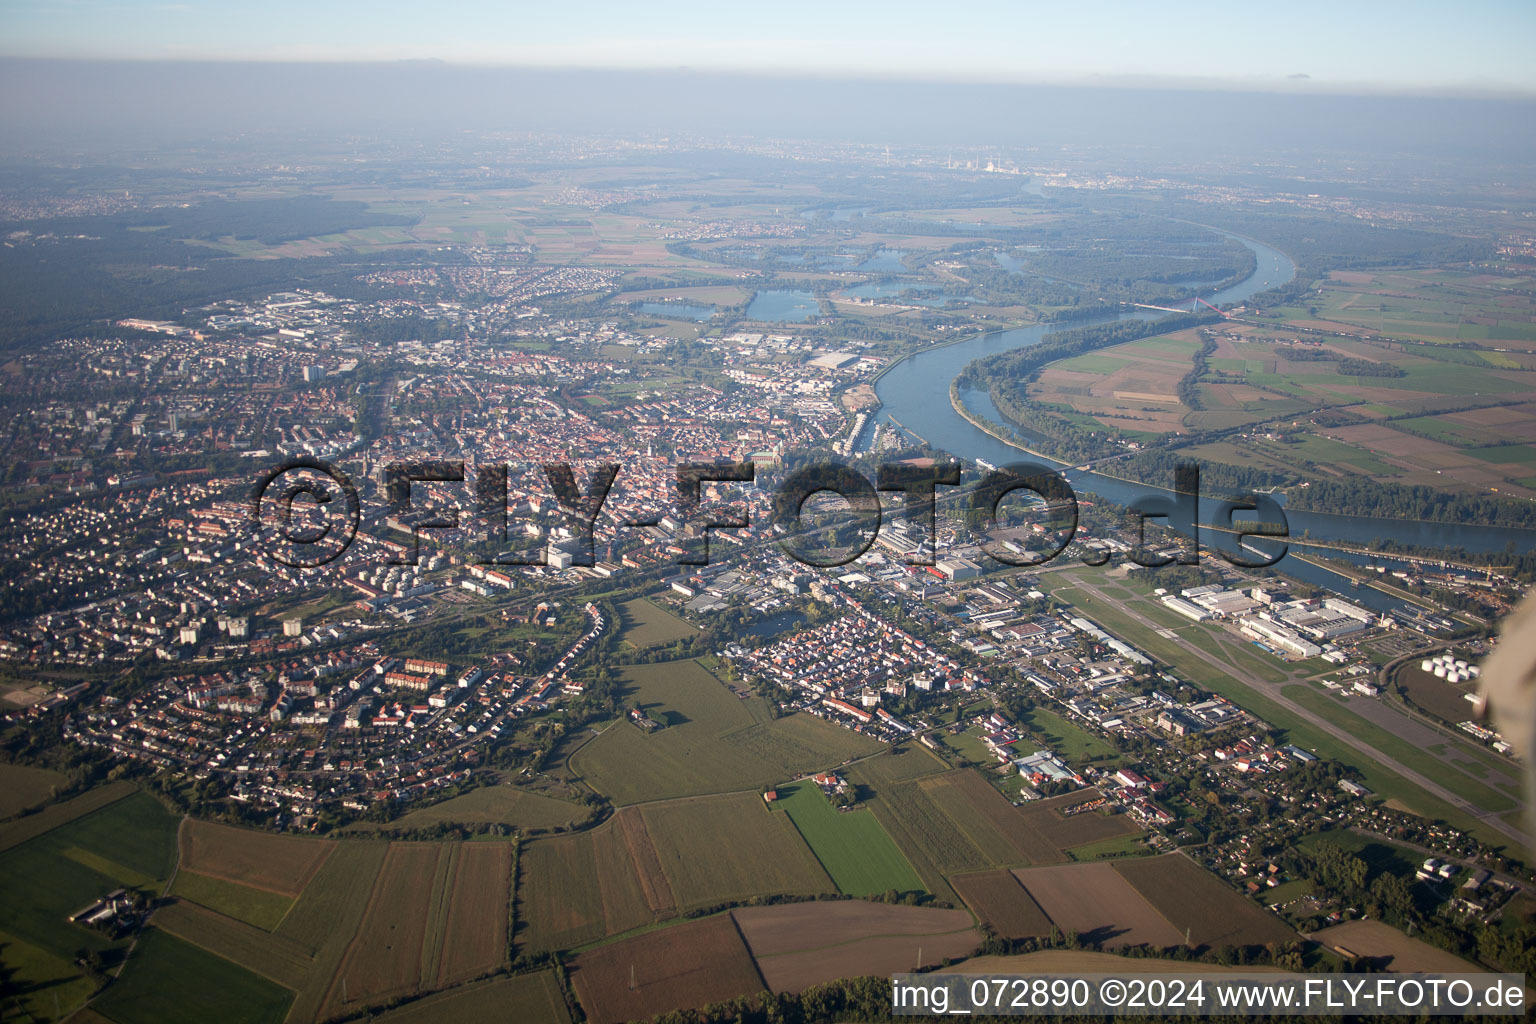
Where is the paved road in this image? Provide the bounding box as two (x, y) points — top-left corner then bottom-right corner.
(1065, 575), (1532, 850)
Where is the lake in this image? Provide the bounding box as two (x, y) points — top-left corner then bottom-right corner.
(747, 289), (820, 322)
(637, 302), (714, 322)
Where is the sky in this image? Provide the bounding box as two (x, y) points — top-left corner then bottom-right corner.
(2, 0), (1535, 95)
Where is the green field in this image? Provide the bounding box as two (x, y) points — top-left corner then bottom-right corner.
(0, 791), (178, 959)
(569, 659), (880, 804)
(642, 794), (833, 909)
(1019, 706), (1118, 763)
(169, 871), (294, 931)
(0, 927), (99, 1022)
(772, 782), (925, 897)
(353, 783), (588, 832)
(370, 971), (571, 1024)
(1297, 829), (1423, 883)
(1282, 686), (1518, 814)
(861, 779), (989, 877)
(0, 763), (69, 818)
(617, 597), (699, 648)
(1066, 832), (1149, 861)
(0, 780), (138, 854)
(943, 725), (1008, 765)
(91, 928), (293, 1024)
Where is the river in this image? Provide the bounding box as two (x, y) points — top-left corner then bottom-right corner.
(865, 227), (1535, 612)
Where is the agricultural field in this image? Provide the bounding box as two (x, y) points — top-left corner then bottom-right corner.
(569, 659), (879, 804)
(0, 928), (99, 1024)
(641, 793), (832, 910)
(569, 914), (765, 1024)
(370, 971), (572, 1024)
(169, 871), (294, 931)
(179, 819), (333, 898)
(1308, 919), (1484, 972)
(351, 783), (589, 833)
(151, 900), (312, 992)
(0, 762), (68, 818)
(146, 841), (396, 1023)
(617, 597), (700, 648)
(1020, 265), (1536, 500)
(0, 790), (178, 963)
(1308, 267), (1536, 349)
(0, 779), (137, 854)
(516, 816), (663, 952)
(954, 950), (1285, 974)
(324, 840), (512, 1017)
(91, 928), (293, 1024)
(845, 744), (949, 786)
(431, 843), (515, 987)
(1018, 789), (1144, 852)
(733, 901), (980, 994)
(861, 775), (995, 879)
(917, 769), (1066, 866)
(327, 843), (446, 1014)
(1012, 862), (1185, 949)
(771, 781), (924, 897)
(951, 869), (1055, 940)
(88, 810), (528, 1024)
(265, 842), (391, 1024)
(1114, 854), (1297, 947)
(1029, 329), (1202, 436)
(1066, 832), (1151, 860)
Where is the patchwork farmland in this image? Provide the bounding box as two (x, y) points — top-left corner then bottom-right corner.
(1114, 854), (1299, 948)
(951, 869), (1055, 940)
(569, 658), (879, 804)
(179, 819), (334, 897)
(569, 914), (765, 1024)
(1012, 862), (1186, 948)
(733, 901), (981, 994)
(771, 781), (924, 897)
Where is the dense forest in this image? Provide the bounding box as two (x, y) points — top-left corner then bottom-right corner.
(0, 198), (419, 350)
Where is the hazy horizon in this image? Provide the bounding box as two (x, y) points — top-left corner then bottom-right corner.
(3, 0), (1534, 96)
(3, 57), (1535, 169)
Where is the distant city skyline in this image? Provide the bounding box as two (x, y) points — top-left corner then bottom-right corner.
(2, 0), (1535, 95)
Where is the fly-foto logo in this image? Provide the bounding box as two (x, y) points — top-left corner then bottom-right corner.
(246, 456), (1289, 571)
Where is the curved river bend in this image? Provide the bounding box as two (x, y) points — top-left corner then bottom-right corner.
(868, 230), (1534, 612)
